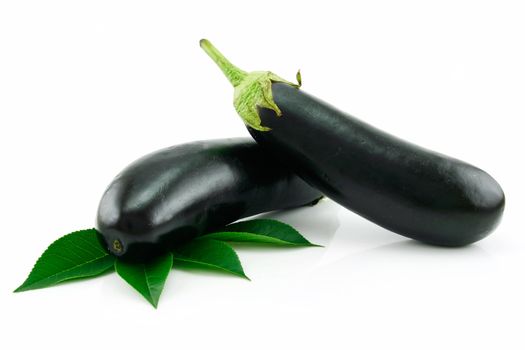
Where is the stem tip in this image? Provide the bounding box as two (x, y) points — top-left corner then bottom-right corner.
(199, 38), (209, 48)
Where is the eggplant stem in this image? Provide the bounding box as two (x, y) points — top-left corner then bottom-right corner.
(200, 39), (247, 87)
(200, 39), (301, 131)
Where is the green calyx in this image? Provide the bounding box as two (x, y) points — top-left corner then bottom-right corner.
(200, 39), (301, 131)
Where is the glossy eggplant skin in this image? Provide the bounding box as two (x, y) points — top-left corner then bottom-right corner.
(96, 138), (322, 261)
(250, 83), (505, 246)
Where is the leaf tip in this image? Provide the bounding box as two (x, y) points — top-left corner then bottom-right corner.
(149, 295), (161, 309)
(13, 281), (33, 293)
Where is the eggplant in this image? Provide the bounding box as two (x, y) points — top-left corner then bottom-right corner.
(200, 39), (505, 246)
(96, 138), (322, 260)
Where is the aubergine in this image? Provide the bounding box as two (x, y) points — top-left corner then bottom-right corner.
(200, 39), (505, 246)
(96, 138), (322, 260)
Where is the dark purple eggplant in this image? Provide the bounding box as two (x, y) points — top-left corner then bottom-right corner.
(96, 138), (322, 260)
(200, 39), (505, 246)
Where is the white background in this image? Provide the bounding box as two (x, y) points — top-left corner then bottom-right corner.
(1, 1), (524, 349)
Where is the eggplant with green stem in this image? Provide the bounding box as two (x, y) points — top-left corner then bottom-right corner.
(200, 39), (505, 246)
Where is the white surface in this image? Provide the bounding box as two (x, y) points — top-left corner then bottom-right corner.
(1, 1), (523, 349)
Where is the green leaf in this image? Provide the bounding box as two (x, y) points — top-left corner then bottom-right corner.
(202, 219), (319, 246)
(14, 228), (115, 292)
(115, 253), (173, 308)
(172, 240), (249, 280)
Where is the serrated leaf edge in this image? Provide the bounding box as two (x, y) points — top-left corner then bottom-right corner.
(114, 253), (173, 308)
(14, 228), (114, 292)
(15, 254), (114, 292)
(200, 231), (320, 247)
(172, 255), (250, 281)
